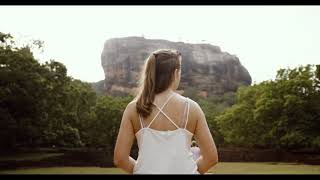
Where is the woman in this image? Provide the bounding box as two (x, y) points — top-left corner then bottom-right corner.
(114, 49), (218, 174)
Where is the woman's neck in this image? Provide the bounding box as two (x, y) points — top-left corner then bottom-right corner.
(156, 88), (175, 97)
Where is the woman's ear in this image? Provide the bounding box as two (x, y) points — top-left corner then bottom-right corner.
(175, 68), (180, 80)
(174, 68), (181, 89)
(175, 68), (178, 77)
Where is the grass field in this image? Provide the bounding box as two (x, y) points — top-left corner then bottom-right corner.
(1, 162), (320, 174)
(0, 153), (64, 161)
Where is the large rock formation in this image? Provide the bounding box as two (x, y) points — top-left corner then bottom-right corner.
(99, 36), (251, 97)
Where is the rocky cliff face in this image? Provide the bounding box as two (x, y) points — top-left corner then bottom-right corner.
(100, 37), (251, 97)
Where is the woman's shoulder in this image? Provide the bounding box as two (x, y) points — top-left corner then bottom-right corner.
(129, 99), (138, 106)
(176, 93), (199, 107)
(125, 99), (138, 114)
(177, 94), (204, 119)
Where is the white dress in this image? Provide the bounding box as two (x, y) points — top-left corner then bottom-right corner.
(133, 92), (199, 174)
(191, 147), (201, 161)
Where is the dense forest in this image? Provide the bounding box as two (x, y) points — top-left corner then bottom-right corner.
(1, 32), (319, 157)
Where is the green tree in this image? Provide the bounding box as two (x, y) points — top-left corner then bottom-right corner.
(216, 64), (320, 150)
(88, 95), (133, 153)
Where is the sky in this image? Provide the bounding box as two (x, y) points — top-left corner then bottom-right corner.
(1, 6), (320, 83)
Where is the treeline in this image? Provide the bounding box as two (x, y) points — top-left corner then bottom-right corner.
(0, 32), (133, 153)
(215, 64), (320, 150)
(1, 32), (319, 154)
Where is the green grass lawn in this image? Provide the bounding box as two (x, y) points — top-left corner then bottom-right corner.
(0, 153), (64, 161)
(1, 162), (320, 174)
(0, 167), (123, 174)
(209, 162), (320, 174)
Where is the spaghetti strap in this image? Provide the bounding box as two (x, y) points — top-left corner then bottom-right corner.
(184, 97), (190, 129)
(152, 105), (180, 129)
(147, 92), (177, 128)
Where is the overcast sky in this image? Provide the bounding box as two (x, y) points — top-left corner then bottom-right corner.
(1, 6), (320, 83)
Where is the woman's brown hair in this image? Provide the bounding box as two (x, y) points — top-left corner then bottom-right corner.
(135, 49), (181, 118)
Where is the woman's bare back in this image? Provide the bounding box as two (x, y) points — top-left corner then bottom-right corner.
(131, 92), (197, 134)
